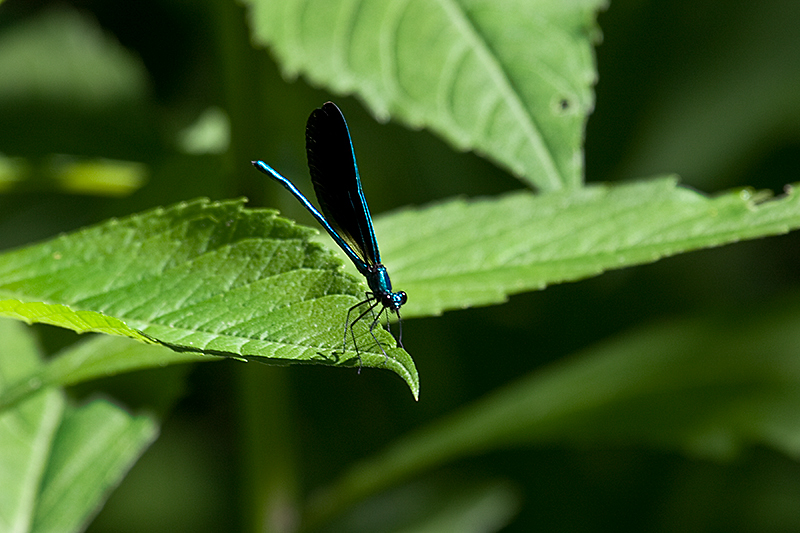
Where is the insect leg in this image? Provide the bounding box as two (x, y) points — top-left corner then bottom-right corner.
(343, 295), (379, 371)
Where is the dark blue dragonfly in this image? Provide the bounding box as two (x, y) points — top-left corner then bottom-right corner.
(252, 102), (406, 365)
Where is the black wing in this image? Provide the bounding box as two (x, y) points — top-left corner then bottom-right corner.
(305, 102), (380, 266)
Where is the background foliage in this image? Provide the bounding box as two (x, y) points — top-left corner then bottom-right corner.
(1, 0), (800, 532)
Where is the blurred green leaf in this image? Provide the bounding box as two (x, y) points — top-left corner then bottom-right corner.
(0, 154), (147, 196)
(177, 107), (231, 155)
(0, 319), (60, 533)
(50, 156), (148, 197)
(318, 478), (520, 533)
(0, 153), (29, 189)
(307, 298), (800, 524)
(0, 319), (157, 533)
(31, 401), (157, 533)
(0, 335), (203, 413)
(0, 199), (418, 398)
(0, 6), (156, 160)
(245, 0), (604, 191)
(395, 481), (519, 533)
(0, 7), (148, 107)
(378, 177), (800, 317)
(617, 3), (800, 188)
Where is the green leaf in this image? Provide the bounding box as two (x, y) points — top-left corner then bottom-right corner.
(177, 106), (231, 155)
(306, 298), (800, 524)
(0, 7), (147, 107)
(245, 0), (604, 191)
(0, 7), (156, 168)
(0, 335), (203, 413)
(0, 320), (61, 533)
(0, 199), (419, 398)
(0, 153), (29, 190)
(31, 401), (157, 533)
(0, 319), (157, 533)
(377, 177), (800, 318)
(0, 300), (153, 342)
(319, 478), (520, 533)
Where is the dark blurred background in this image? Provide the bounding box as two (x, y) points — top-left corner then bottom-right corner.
(1, 0), (799, 531)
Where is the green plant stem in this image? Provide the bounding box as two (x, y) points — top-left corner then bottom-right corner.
(236, 364), (300, 533)
(212, 1), (302, 531)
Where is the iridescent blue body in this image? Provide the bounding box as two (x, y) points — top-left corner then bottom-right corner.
(252, 102), (406, 363)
